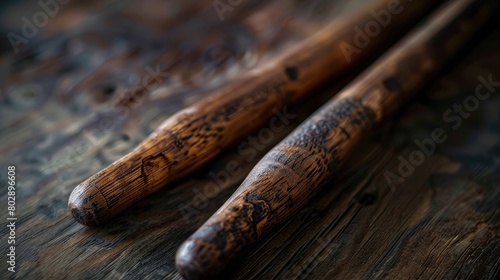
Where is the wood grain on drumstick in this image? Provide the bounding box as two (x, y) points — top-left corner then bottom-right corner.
(175, 0), (498, 278)
(68, 0), (436, 226)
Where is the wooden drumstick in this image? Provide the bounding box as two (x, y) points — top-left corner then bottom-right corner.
(68, 0), (437, 226)
(175, 0), (497, 278)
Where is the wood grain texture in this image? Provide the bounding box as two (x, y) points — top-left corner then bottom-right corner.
(67, 0), (439, 226)
(175, 0), (499, 278)
(1, 0), (499, 279)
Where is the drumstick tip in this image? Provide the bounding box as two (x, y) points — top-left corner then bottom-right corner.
(68, 182), (110, 227)
(176, 240), (206, 280)
(176, 237), (226, 280)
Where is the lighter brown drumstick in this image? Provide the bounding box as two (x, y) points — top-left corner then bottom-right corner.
(68, 0), (437, 226)
(175, 0), (498, 278)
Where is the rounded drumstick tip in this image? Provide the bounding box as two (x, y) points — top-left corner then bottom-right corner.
(176, 238), (225, 280)
(68, 182), (110, 227)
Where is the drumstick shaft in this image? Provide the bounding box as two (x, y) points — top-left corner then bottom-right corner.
(68, 0), (436, 226)
(175, 0), (497, 278)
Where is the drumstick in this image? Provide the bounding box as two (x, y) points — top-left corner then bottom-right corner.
(175, 0), (498, 278)
(68, 0), (437, 226)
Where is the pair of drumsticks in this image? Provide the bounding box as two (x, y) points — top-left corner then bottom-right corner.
(68, 0), (497, 278)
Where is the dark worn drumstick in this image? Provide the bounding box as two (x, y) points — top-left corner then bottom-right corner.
(175, 0), (498, 278)
(68, 0), (436, 226)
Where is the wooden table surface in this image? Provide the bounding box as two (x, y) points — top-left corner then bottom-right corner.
(1, 0), (499, 279)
